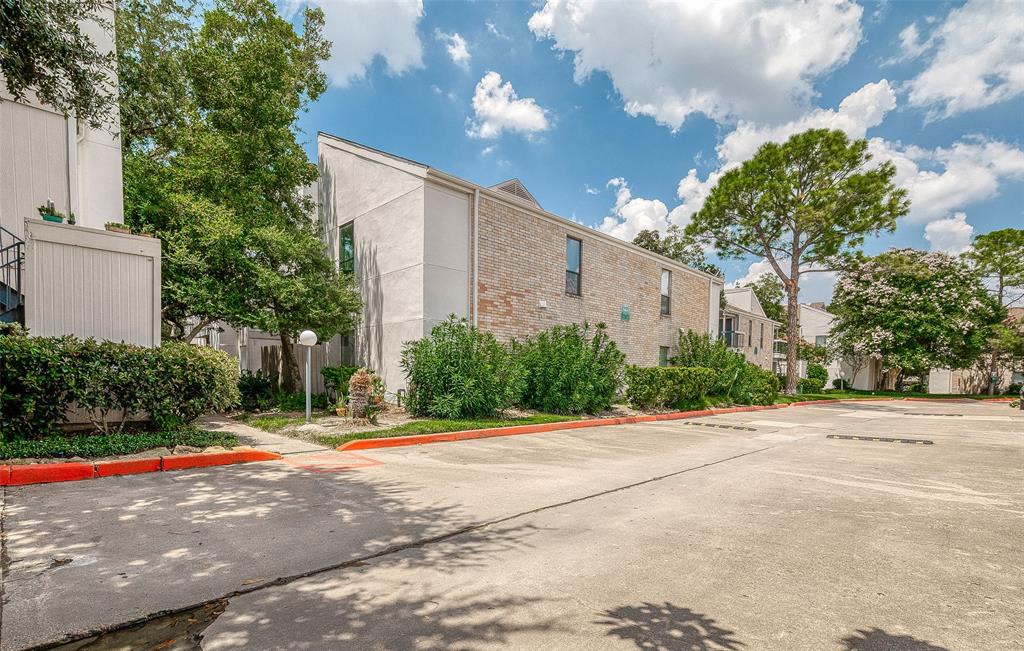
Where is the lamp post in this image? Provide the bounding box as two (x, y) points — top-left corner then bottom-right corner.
(298, 330), (317, 423)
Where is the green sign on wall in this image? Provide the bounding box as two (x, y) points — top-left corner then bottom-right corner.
(620, 304), (630, 321)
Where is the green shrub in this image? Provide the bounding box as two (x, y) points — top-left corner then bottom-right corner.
(513, 322), (625, 414)
(401, 316), (519, 419)
(1007, 383), (1022, 396)
(0, 332), (77, 439)
(625, 366), (716, 410)
(277, 392), (329, 411)
(146, 342), (240, 430)
(0, 335), (240, 440)
(733, 364), (781, 405)
(238, 371), (276, 412)
(807, 363), (829, 385)
(0, 427), (238, 460)
(797, 377), (826, 394)
(672, 330), (746, 397)
(321, 365), (359, 401)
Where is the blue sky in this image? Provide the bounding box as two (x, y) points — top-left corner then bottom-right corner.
(291, 0), (1023, 302)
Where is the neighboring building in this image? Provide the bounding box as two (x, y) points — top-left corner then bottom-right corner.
(929, 306), (1024, 394)
(797, 302), (844, 386)
(721, 288), (777, 371)
(0, 2), (161, 346)
(317, 133), (724, 390)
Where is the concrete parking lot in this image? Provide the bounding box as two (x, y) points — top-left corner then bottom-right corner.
(1, 400), (1021, 650)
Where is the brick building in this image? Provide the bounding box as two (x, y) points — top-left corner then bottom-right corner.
(721, 288), (777, 371)
(317, 133), (724, 389)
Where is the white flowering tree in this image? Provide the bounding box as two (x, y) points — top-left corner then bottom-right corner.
(829, 249), (1002, 389)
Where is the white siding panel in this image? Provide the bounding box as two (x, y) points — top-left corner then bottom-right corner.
(0, 101), (69, 241)
(25, 220), (161, 346)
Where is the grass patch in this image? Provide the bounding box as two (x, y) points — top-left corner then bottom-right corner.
(0, 427), (239, 460)
(313, 413), (579, 447)
(775, 389), (1016, 404)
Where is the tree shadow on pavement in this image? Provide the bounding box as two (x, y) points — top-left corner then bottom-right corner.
(201, 585), (563, 650)
(596, 602), (744, 650)
(2, 462), (543, 649)
(840, 628), (951, 651)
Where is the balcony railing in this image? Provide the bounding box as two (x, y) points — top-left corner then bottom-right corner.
(720, 331), (746, 349)
(773, 340), (788, 356)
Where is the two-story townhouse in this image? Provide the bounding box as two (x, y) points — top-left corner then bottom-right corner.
(721, 288), (777, 371)
(0, 1), (161, 345)
(317, 133), (725, 390)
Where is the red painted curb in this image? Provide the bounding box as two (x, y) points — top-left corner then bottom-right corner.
(160, 449), (282, 471)
(8, 462), (95, 486)
(337, 402), (791, 452)
(95, 458), (162, 477)
(1, 448), (284, 487)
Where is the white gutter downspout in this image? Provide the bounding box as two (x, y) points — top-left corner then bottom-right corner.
(472, 188), (480, 326)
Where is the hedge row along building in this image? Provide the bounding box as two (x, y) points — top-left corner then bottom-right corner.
(317, 133), (729, 390)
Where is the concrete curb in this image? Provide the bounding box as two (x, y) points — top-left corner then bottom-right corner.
(336, 396), (1016, 452)
(337, 403), (790, 452)
(0, 448), (283, 487)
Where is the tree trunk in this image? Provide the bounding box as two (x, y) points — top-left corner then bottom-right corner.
(784, 269), (801, 395)
(989, 277), (1004, 395)
(279, 332), (302, 394)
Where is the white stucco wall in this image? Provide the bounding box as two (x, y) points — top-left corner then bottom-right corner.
(423, 182), (470, 332)
(318, 134), (429, 390)
(799, 304), (842, 384)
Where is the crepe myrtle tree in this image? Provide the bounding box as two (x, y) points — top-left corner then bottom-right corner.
(686, 129), (909, 394)
(829, 249), (1002, 389)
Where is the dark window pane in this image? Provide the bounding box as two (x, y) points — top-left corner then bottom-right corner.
(340, 223), (355, 274)
(659, 346), (669, 367)
(660, 294), (670, 316)
(566, 270), (580, 295)
(566, 237), (581, 273)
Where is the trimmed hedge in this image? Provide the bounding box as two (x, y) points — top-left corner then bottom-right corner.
(625, 366), (717, 410)
(672, 330), (745, 397)
(513, 322), (625, 414)
(733, 364), (781, 406)
(401, 316), (519, 419)
(0, 333), (240, 440)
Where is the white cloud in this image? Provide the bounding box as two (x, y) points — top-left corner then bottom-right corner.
(296, 0), (424, 87)
(868, 136), (1024, 223)
(485, 20), (509, 40)
(905, 0), (1024, 118)
(596, 178), (693, 242)
(924, 212), (974, 254)
(730, 258), (838, 304)
(528, 0), (863, 130)
(481, 145), (496, 156)
(435, 29), (470, 69)
(584, 184), (601, 195)
(896, 23), (930, 61)
(467, 71), (550, 139)
(718, 80), (897, 166)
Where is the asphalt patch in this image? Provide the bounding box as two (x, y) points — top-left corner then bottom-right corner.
(827, 434), (934, 445)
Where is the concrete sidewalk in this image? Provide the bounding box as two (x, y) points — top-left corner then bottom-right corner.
(2, 400), (1021, 650)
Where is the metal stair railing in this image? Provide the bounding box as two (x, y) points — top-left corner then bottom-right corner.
(0, 225), (25, 324)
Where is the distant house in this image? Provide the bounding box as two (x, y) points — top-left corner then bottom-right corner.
(721, 287), (777, 371)
(929, 306), (1024, 394)
(316, 133), (725, 389)
(0, 2), (161, 346)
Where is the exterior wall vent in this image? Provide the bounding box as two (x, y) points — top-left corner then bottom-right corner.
(490, 179), (541, 208)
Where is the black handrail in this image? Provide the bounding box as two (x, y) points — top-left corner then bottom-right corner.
(0, 225), (25, 324)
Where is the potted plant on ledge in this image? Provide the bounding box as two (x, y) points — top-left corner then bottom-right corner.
(37, 201), (75, 224)
(105, 221), (131, 234)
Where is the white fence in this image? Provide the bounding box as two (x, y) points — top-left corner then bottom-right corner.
(24, 218), (161, 346)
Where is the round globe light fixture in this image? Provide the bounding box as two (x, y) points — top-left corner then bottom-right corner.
(298, 330), (318, 346)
